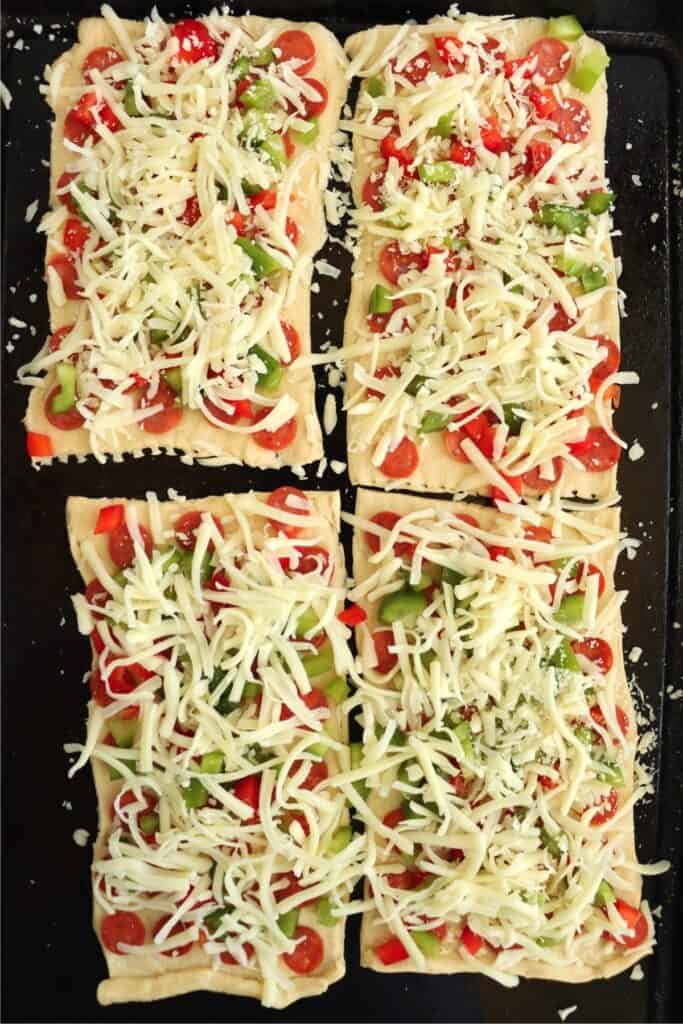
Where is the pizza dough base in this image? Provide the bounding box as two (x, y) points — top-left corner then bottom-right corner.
(28, 16), (348, 468)
(343, 19), (621, 500)
(66, 491), (347, 1007)
(352, 486), (646, 982)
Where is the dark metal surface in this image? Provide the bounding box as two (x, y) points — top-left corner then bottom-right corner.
(2, 3), (681, 1022)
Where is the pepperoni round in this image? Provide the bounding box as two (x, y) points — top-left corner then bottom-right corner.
(368, 298), (407, 335)
(44, 386), (85, 431)
(108, 521), (153, 569)
(100, 911), (145, 954)
(64, 111), (93, 147)
(589, 336), (620, 392)
(379, 436), (419, 479)
(538, 757), (561, 791)
(153, 915), (194, 957)
(300, 77), (328, 117)
(523, 524), (553, 546)
(171, 19), (218, 63)
(550, 98), (591, 143)
(587, 787), (618, 826)
(220, 942), (255, 966)
(443, 426), (470, 463)
(48, 254), (82, 301)
(137, 379), (183, 434)
(524, 139), (553, 176)
(282, 926), (324, 975)
(85, 578), (110, 617)
(434, 35), (464, 73)
(391, 50), (432, 85)
(367, 363), (402, 399)
(547, 302), (576, 333)
(56, 172), (79, 213)
(570, 427), (621, 472)
(365, 511), (416, 559)
(526, 38), (571, 84)
(362, 168), (386, 211)
(252, 407), (297, 451)
(522, 456), (564, 493)
(64, 217), (90, 254)
(281, 321), (301, 363)
(576, 561), (606, 598)
(273, 30), (316, 75)
(590, 703), (629, 739)
(286, 544), (330, 576)
(571, 637), (613, 674)
(379, 242), (426, 285)
(82, 47), (123, 83)
(267, 486), (310, 537)
(179, 195), (201, 226)
(173, 510), (224, 550)
(372, 629), (398, 674)
(605, 903), (649, 949)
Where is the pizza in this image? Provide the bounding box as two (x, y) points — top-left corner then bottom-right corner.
(65, 490), (364, 1007)
(22, 9), (347, 467)
(347, 487), (663, 982)
(342, 13), (624, 499)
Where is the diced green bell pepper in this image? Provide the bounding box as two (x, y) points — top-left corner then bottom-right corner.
(302, 645), (335, 678)
(182, 777), (208, 809)
(278, 909), (299, 938)
(235, 237), (283, 279)
(594, 879), (615, 907)
(379, 587), (426, 626)
(163, 367), (183, 396)
(253, 47), (275, 67)
(250, 343), (282, 391)
(537, 203), (589, 236)
(369, 284), (393, 314)
(350, 742), (369, 799)
(138, 811), (159, 836)
(555, 593), (585, 624)
(366, 76), (385, 98)
(242, 681), (262, 701)
(580, 264), (607, 293)
(419, 411), (451, 434)
(503, 403), (524, 436)
(569, 47), (610, 93)
(316, 896), (337, 926)
(327, 825), (352, 855)
(575, 725), (596, 747)
(442, 567), (466, 587)
(203, 907), (228, 933)
(110, 717), (137, 748)
(149, 327), (169, 345)
(406, 374), (427, 397)
(123, 81), (142, 117)
(583, 191), (615, 215)
(412, 930), (442, 956)
(431, 111), (454, 138)
(550, 636), (581, 672)
(261, 130), (289, 170)
(418, 161), (457, 185)
(595, 760), (624, 786)
(292, 117), (318, 145)
(547, 15), (584, 41)
(540, 825), (563, 858)
(200, 751), (224, 774)
(51, 363), (78, 414)
(535, 935), (560, 947)
(231, 56), (251, 80)
(240, 78), (276, 111)
(296, 608), (321, 637)
(324, 676), (350, 703)
(400, 568), (432, 592)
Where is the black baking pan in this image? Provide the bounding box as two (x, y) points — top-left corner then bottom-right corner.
(2, 2), (682, 1022)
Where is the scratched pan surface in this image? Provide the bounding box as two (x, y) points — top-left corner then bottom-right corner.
(1, 1), (682, 1022)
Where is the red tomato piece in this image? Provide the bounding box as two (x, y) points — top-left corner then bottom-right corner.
(372, 629), (398, 674)
(605, 900), (648, 949)
(547, 302), (576, 332)
(282, 926), (324, 974)
(204, 395), (253, 426)
(434, 35), (464, 74)
(461, 924), (483, 956)
(207, 568), (231, 613)
(488, 545), (510, 562)
(461, 412), (496, 458)
(248, 188), (277, 211)
(48, 254), (82, 301)
(85, 578), (110, 616)
(449, 141), (476, 166)
(571, 637), (613, 674)
(280, 687), (328, 722)
(528, 87), (560, 122)
(137, 378), (183, 434)
(379, 436), (419, 479)
(569, 427), (621, 472)
(101, 910), (145, 954)
(443, 426), (470, 463)
(252, 407), (297, 451)
(382, 807), (404, 830)
(70, 91), (99, 127)
(362, 167), (386, 211)
(44, 386), (85, 431)
(63, 217), (90, 254)
(491, 473), (523, 507)
(380, 241), (427, 285)
(174, 510), (224, 551)
(300, 77), (328, 117)
(589, 336), (620, 392)
(82, 47), (123, 82)
(523, 524), (553, 547)
(387, 868), (426, 891)
(374, 936), (409, 965)
(550, 98), (592, 143)
(367, 363), (402, 399)
(179, 195), (201, 227)
(220, 941), (255, 965)
(273, 30), (316, 75)
(504, 56), (533, 79)
(524, 139), (553, 176)
(590, 703), (629, 739)
(233, 773), (261, 813)
(55, 172), (79, 213)
(95, 504), (125, 535)
(391, 51), (432, 85)
(450, 772), (471, 798)
(267, 485), (310, 537)
(380, 133), (413, 166)
(26, 431), (53, 458)
(480, 115), (513, 154)
(368, 297), (407, 335)
(108, 520), (153, 569)
(171, 19), (218, 63)
(64, 111), (93, 146)
(526, 37), (571, 83)
(273, 870), (305, 902)
(587, 787), (618, 826)
(153, 916), (194, 957)
(522, 456), (564, 493)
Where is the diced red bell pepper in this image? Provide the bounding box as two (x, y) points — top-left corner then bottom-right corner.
(94, 503), (126, 535)
(337, 604), (367, 626)
(460, 924), (483, 955)
(26, 431), (54, 457)
(375, 936), (409, 965)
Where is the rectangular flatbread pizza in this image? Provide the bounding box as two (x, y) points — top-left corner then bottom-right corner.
(65, 489), (363, 1008)
(22, 7), (347, 467)
(347, 486), (660, 983)
(341, 13), (625, 500)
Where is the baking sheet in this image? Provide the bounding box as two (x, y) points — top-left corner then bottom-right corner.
(2, 3), (682, 1022)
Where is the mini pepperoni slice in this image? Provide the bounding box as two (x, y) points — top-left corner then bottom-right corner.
(300, 77), (328, 117)
(252, 407), (298, 451)
(220, 942), (255, 965)
(44, 386), (85, 431)
(171, 19), (218, 63)
(137, 378), (183, 434)
(179, 195), (201, 226)
(267, 486), (310, 537)
(550, 98), (591, 144)
(526, 37), (571, 84)
(590, 703), (629, 739)
(281, 321), (301, 363)
(273, 30), (316, 75)
(365, 511), (416, 559)
(547, 302), (576, 333)
(570, 427), (621, 472)
(576, 561), (606, 597)
(108, 520), (153, 569)
(604, 901), (649, 949)
(571, 637), (613, 674)
(443, 426), (470, 463)
(589, 336), (620, 392)
(379, 242), (427, 285)
(63, 217), (90, 254)
(587, 787), (618, 826)
(286, 544), (330, 576)
(391, 50), (432, 85)
(362, 167), (387, 211)
(64, 111), (93, 146)
(48, 254), (82, 301)
(85, 578), (110, 617)
(522, 456), (564, 493)
(367, 363), (402, 399)
(368, 298), (407, 335)
(372, 629), (398, 674)
(173, 510), (224, 550)
(282, 926), (324, 975)
(82, 46), (123, 82)
(101, 910), (145, 954)
(379, 436), (419, 479)
(153, 915), (194, 957)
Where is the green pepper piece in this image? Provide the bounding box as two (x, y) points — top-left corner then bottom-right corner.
(110, 717), (137, 748)
(366, 76), (385, 98)
(51, 363), (78, 414)
(454, 721), (474, 769)
(302, 645), (335, 678)
(413, 930), (442, 956)
(316, 896), (337, 926)
(177, 547), (212, 584)
(253, 47), (275, 67)
(540, 825), (563, 858)
(555, 593), (585, 625)
(327, 825), (352, 855)
(550, 558), (580, 579)
(261, 130), (289, 170)
(200, 751), (224, 774)
(537, 203), (589, 236)
(569, 47), (610, 93)
(406, 374), (428, 397)
(554, 254), (586, 278)
(575, 725), (595, 747)
(418, 161), (457, 185)
(594, 879), (616, 907)
(376, 722), (407, 748)
(149, 327), (169, 345)
(109, 765), (124, 781)
(419, 411), (451, 434)
(139, 811), (159, 836)
(583, 191), (615, 215)
(296, 609), (321, 638)
(580, 264), (607, 293)
(123, 81), (142, 117)
(399, 568), (432, 593)
(232, 56), (251, 80)
(368, 284), (393, 314)
(307, 740), (328, 757)
(420, 649), (438, 670)
(503, 403), (524, 436)
(278, 909), (299, 938)
(324, 676), (350, 704)
(535, 935), (560, 947)
(547, 15), (584, 41)
(240, 78), (276, 111)
(292, 117), (319, 145)
(242, 681), (262, 701)
(250, 343), (282, 391)
(595, 760), (624, 786)
(431, 111), (454, 138)
(397, 760), (416, 787)
(549, 636), (581, 673)
(163, 367), (183, 396)
(203, 907), (228, 933)
(182, 778), (208, 809)
(350, 742), (369, 800)
(235, 237), (284, 280)
(442, 567), (466, 587)
(216, 182), (229, 202)
(379, 587), (427, 626)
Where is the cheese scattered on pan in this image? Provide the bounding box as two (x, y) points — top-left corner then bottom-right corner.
(73, 827), (90, 847)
